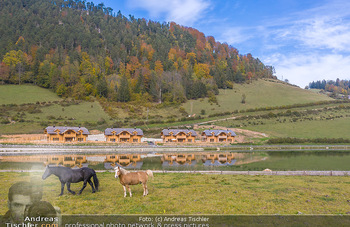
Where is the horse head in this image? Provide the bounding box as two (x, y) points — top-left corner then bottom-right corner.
(42, 166), (52, 180)
(114, 166), (120, 178)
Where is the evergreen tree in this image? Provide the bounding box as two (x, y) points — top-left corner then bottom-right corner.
(117, 75), (130, 102)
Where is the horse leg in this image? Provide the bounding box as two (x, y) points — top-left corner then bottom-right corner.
(78, 180), (88, 195)
(142, 183), (148, 196)
(123, 186), (127, 197)
(87, 179), (96, 193)
(59, 182), (65, 196)
(67, 182), (76, 195)
(126, 185), (132, 197)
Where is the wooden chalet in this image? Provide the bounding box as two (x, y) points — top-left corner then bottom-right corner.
(45, 126), (89, 143)
(201, 129), (236, 143)
(104, 128), (143, 143)
(161, 129), (197, 143)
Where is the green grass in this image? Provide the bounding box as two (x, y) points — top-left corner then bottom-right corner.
(1, 172), (350, 215)
(0, 84), (112, 134)
(27, 101), (111, 124)
(0, 101), (112, 134)
(215, 103), (350, 139)
(0, 81), (345, 140)
(0, 84), (61, 105)
(182, 79), (332, 116)
(243, 117), (350, 139)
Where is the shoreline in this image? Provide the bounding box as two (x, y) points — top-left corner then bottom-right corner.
(1, 169), (349, 176)
(1, 144), (350, 155)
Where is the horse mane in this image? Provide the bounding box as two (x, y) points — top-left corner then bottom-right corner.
(118, 167), (130, 175)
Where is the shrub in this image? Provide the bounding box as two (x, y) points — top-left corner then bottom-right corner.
(97, 118), (106, 125)
(1, 118), (10, 124)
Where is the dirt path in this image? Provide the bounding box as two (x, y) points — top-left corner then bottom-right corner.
(193, 124), (268, 143)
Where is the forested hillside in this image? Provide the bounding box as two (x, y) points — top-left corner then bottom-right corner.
(0, 0), (275, 104)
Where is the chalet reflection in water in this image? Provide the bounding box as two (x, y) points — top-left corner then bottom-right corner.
(104, 154), (143, 169)
(202, 153), (236, 166)
(161, 154), (197, 167)
(0, 155), (88, 168)
(0, 153), (237, 169)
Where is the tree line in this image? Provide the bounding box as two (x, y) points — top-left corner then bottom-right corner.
(0, 0), (275, 104)
(308, 79), (350, 97)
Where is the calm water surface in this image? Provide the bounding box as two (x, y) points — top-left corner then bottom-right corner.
(1, 150), (350, 171)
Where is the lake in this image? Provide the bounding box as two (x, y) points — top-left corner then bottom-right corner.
(1, 150), (349, 171)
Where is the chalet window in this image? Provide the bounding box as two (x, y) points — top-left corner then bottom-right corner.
(133, 139), (138, 142)
(120, 138), (128, 142)
(53, 138), (59, 141)
(111, 156), (115, 159)
(188, 139), (192, 142)
(67, 131), (71, 134)
(110, 139), (116, 142)
(122, 132), (127, 135)
(228, 139), (232, 142)
(210, 139), (214, 142)
(52, 157), (58, 160)
(78, 138), (84, 142)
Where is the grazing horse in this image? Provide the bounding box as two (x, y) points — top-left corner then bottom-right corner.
(42, 166), (99, 196)
(114, 166), (153, 197)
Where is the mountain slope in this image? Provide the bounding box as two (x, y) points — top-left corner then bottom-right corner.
(0, 0), (274, 104)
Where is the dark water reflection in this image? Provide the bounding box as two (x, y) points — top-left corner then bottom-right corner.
(1, 151), (350, 171)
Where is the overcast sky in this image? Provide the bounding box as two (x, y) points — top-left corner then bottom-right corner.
(93, 0), (350, 88)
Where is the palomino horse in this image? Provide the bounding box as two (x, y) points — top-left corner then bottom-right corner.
(114, 166), (153, 197)
(42, 166), (99, 196)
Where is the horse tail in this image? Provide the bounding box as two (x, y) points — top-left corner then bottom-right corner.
(93, 173), (99, 191)
(146, 170), (154, 179)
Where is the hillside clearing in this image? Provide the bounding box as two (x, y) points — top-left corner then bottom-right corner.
(0, 84), (61, 105)
(182, 79), (332, 116)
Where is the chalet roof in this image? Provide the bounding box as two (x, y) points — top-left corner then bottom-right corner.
(161, 129), (197, 136)
(202, 129), (236, 137)
(45, 126), (90, 135)
(104, 128), (144, 136)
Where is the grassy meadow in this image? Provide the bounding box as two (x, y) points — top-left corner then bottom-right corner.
(0, 84), (61, 105)
(1, 171), (350, 215)
(214, 102), (350, 139)
(181, 79), (332, 116)
(1, 81), (349, 142)
(0, 85), (111, 134)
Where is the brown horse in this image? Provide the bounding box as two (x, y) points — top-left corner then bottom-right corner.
(114, 166), (153, 197)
